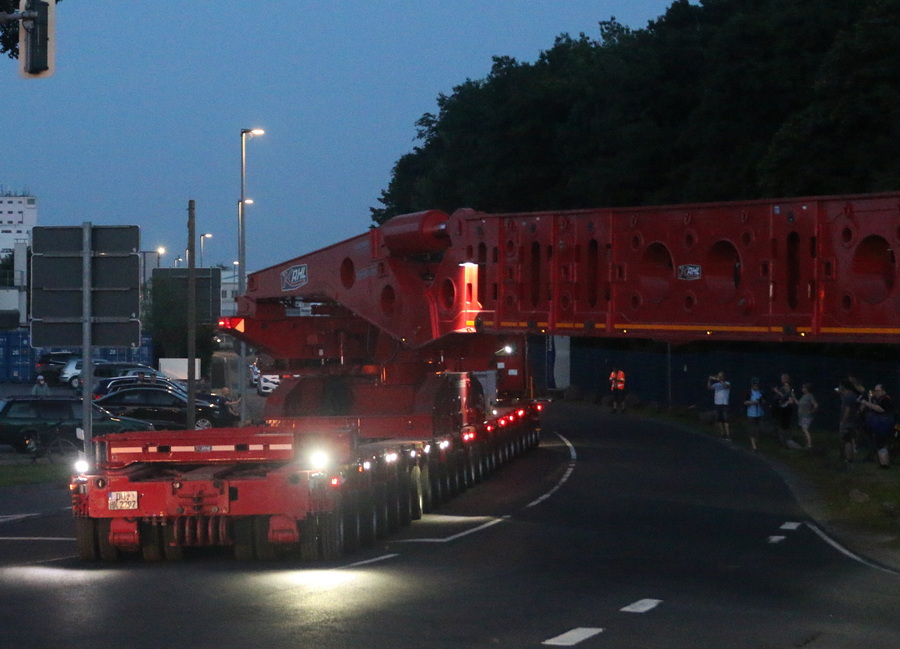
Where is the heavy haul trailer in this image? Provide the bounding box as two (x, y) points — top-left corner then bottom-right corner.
(72, 190), (900, 559)
(71, 371), (543, 561)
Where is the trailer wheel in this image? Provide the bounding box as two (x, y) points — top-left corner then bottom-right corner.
(75, 517), (99, 560)
(341, 490), (361, 554)
(419, 463), (433, 513)
(408, 466), (423, 521)
(357, 490), (377, 548)
(253, 516), (277, 560)
(233, 518), (255, 560)
(162, 524), (184, 560)
(318, 511), (343, 561)
(140, 523), (164, 561)
(97, 519), (119, 562)
(298, 517), (319, 561)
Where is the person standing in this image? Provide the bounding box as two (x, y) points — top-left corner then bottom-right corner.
(859, 384), (894, 469)
(772, 373), (796, 447)
(796, 382), (819, 449)
(838, 380), (860, 467)
(609, 367), (626, 413)
(708, 371), (731, 440)
(744, 378), (764, 451)
(31, 375), (50, 396)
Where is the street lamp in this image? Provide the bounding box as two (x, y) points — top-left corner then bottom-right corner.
(156, 246), (166, 267)
(239, 127), (264, 424)
(199, 233), (213, 267)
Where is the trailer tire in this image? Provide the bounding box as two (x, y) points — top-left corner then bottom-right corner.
(253, 516), (277, 560)
(299, 517), (319, 561)
(342, 490), (361, 554)
(97, 519), (119, 562)
(420, 463), (433, 513)
(75, 517), (99, 560)
(233, 518), (255, 560)
(318, 511), (343, 561)
(163, 524), (184, 560)
(140, 523), (164, 561)
(408, 466), (423, 520)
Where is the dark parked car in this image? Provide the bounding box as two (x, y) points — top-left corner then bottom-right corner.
(0, 396), (155, 460)
(34, 351), (80, 384)
(95, 386), (238, 430)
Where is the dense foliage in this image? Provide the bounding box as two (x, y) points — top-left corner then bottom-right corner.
(371, 0), (899, 223)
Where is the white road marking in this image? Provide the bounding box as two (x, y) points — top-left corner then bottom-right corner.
(768, 535), (786, 544)
(805, 523), (900, 575)
(542, 627), (604, 646)
(526, 432), (576, 508)
(620, 598), (662, 613)
(0, 514), (37, 524)
(780, 521), (801, 531)
(0, 536), (75, 541)
(395, 518), (505, 543)
(343, 553), (399, 568)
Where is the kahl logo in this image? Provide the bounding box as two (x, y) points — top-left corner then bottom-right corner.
(281, 264), (308, 291)
(677, 264), (702, 280)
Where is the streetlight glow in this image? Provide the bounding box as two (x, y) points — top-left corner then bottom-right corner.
(200, 233), (213, 267)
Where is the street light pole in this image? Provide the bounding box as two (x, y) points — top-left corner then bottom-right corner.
(200, 233), (212, 267)
(239, 127), (264, 424)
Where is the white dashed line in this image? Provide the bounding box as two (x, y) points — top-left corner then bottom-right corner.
(768, 535), (786, 544)
(620, 598), (662, 613)
(780, 521), (802, 531)
(542, 627), (604, 646)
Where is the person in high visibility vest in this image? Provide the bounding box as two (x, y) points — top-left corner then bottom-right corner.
(609, 367), (626, 413)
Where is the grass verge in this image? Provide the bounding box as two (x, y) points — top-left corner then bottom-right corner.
(0, 457), (72, 487)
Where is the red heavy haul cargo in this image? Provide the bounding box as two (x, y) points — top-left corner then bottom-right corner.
(71, 191), (900, 560)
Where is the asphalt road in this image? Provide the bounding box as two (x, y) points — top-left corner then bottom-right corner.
(0, 402), (898, 648)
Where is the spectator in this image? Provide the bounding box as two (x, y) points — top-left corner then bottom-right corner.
(743, 378), (764, 452)
(859, 384), (894, 469)
(220, 386), (242, 417)
(772, 373), (796, 447)
(707, 371), (731, 440)
(796, 382), (819, 449)
(31, 375), (50, 396)
(838, 380), (860, 467)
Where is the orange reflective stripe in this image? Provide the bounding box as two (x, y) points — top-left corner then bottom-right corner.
(609, 370), (625, 390)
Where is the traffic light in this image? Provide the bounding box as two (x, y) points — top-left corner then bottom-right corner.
(18, 0), (54, 78)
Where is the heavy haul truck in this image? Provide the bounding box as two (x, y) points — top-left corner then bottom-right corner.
(72, 191), (900, 559)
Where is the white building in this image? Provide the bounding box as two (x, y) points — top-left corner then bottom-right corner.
(0, 191), (37, 254)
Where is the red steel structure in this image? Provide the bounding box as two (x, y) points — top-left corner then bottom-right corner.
(70, 191), (899, 561)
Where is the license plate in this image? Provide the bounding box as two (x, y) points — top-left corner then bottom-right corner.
(108, 491), (138, 510)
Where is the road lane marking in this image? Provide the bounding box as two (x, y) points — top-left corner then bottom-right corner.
(395, 517), (506, 543)
(542, 627), (604, 646)
(0, 536), (75, 541)
(526, 432), (576, 509)
(780, 521), (801, 531)
(343, 553), (400, 568)
(620, 599), (662, 613)
(0, 514), (37, 524)
(768, 535), (786, 544)
(806, 523), (900, 575)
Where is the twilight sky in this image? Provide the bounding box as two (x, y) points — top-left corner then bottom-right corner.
(4, 1), (683, 274)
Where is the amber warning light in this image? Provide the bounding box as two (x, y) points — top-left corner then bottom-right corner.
(218, 317), (245, 332)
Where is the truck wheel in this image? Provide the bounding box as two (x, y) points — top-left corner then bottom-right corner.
(253, 516), (277, 560)
(233, 518), (254, 560)
(386, 477), (401, 533)
(75, 518), (99, 560)
(97, 519), (119, 562)
(140, 523), (164, 561)
(357, 492), (377, 547)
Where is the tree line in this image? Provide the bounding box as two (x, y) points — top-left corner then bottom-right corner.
(371, 0), (900, 224)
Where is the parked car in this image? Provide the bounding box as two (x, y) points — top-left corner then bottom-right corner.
(59, 358), (109, 388)
(34, 351), (79, 384)
(0, 396), (154, 460)
(257, 373), (281, 396)
(93, 375), (218, 406)
(95, 386), (239, 430)
(249, 361), (260, 387)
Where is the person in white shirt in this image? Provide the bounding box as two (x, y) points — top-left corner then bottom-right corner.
(708, 371), (731, 440)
